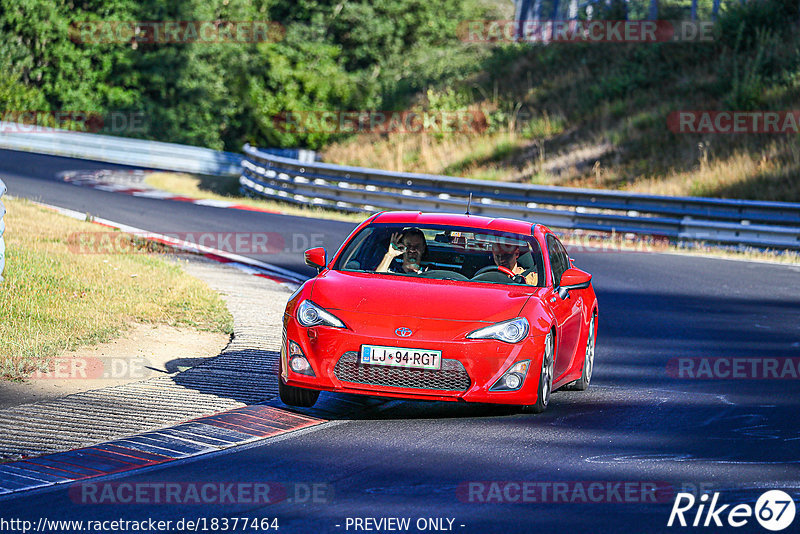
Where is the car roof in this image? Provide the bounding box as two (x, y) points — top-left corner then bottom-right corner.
(371, 211), (536, 235)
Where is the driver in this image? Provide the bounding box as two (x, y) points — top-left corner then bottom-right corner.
(376, 228), (429, 274)
(492, 242), (538, 285)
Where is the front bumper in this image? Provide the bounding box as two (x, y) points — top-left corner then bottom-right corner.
(280, 313), (548, 405)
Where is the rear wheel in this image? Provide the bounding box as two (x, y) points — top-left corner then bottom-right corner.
(566, 313), (596, 391)
(522, 331), (554, 414)
(279, 378), (320, 407)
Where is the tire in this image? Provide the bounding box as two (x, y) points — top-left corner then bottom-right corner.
(522, 331), (554, 414)
(279, 378), (320, 407)
(565, 313), (596, 391)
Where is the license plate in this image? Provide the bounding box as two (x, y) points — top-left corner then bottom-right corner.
(360, 345), (442, 370)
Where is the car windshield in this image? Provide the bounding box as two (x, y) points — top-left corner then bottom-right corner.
(334, 223), (545, 286)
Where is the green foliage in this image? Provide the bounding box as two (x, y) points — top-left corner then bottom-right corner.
(426, 88), (473, 112)
(0, 48), (47, 113)
(5, 0), (797, 161)
(0, 0), (137, 114)
(721, 28), (774, 110)
(1, 0), (492, 150)
(713, 2), (800, 112)
(521, 112), (565, 140)
(717, 0), (798, 49)
(241, 24), (360, 148)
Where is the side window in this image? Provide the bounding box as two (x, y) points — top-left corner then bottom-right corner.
(556, 240), (570, 279)
(546, 236), (565, 287)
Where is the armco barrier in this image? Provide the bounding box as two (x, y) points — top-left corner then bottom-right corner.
(1, 120), (797, 250)
(0, 122), (241, 176)
(240, 144), (800, 250)
(0, 178), (6, 281)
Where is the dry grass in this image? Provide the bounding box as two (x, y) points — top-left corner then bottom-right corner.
(628, 140), (800, 200)
(322, 130), (800, 202)
(319, 24), (800, 205)
(322, 131), (524, 178)
(0, 198), (233, 380)
(145, 172), (365, 223)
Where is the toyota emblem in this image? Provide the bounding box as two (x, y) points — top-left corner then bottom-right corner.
(395, 327), (413, 337)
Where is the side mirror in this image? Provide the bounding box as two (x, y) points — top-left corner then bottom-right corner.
(557, 268), (592, 299)
(304, 247), (327, 272)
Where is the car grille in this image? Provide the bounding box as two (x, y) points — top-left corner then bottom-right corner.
(334, 351), (471, 392)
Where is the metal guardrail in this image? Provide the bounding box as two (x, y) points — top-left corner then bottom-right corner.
(1, 121), (796, 250)
(0, 122), (242, 176)
(0, 178), (6, 281)
(241, 144), (800, 250)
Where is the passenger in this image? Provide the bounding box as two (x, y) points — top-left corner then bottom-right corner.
(492, 242), (538, 285)
(376, 228), (429, 274)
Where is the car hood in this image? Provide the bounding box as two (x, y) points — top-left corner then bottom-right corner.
(310, 270), (540, 322)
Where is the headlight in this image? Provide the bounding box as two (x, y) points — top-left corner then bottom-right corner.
(296, 300), (346, 328)
(466, 318), (529, 343)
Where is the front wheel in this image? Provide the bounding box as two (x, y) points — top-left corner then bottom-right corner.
(279, 378), (320, 407)
(522, 331), (554, 414)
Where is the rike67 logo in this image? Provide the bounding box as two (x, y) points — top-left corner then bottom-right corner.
(668, 490), (796, 531)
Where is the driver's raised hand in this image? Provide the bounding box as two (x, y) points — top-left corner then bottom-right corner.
(387, 232), (405, 258)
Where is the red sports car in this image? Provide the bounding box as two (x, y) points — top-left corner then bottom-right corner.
(279, 212), (598, 413)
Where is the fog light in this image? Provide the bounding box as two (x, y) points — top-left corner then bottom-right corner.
(490, 360), (530, 392)
(290, 356), (310, 372)
(287, 340), (315, 376)
(504, 373), (522, 390)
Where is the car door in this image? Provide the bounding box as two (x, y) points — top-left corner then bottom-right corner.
(546, 235), (583, 381)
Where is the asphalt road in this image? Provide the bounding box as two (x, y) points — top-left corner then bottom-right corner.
(1, 148), (799, 533)
(0, 149), (352, 278)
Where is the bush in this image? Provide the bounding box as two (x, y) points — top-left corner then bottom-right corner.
(717, 0), (798, 49)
